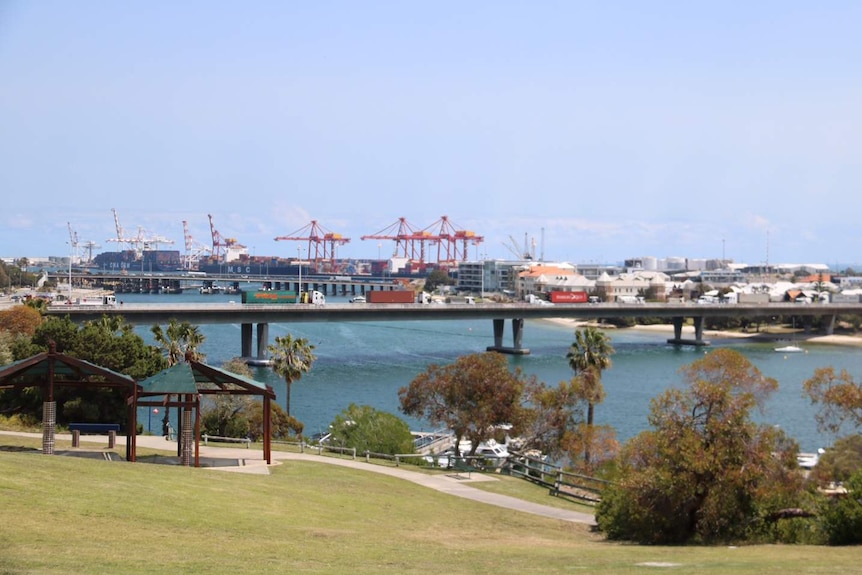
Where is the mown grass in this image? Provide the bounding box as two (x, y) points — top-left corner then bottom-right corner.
(1, 439), (861, 575)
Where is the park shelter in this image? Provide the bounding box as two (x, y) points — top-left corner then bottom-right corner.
(138, 360), (276, 467)
(0, 343), (140, 461)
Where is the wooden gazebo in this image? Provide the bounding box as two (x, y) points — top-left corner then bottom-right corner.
(0, 343), (141, 461)
(138, 360), (276, 467)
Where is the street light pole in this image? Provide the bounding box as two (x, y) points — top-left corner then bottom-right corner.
(67, 242), (73, 302)
(297, 246), (302, 302)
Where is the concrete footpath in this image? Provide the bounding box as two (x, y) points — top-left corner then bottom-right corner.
(2, 431), (596, 525)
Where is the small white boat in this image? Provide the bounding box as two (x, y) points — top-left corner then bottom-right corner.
(350, 296), (366, 303)
(774, 345), (804, 353)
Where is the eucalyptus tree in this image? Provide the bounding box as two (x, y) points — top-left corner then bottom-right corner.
(268, 333), (316, 417)
(597, 349), (802, 544)
(566, 326), (614, 464)
(804, 367), (862, 435)
(399, 351), (532, 457)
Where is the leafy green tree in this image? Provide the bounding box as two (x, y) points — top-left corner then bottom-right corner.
(201, 398), (252, 438)
(329, 403), (414, 455)
(566, 327), (614, 464)
(423, 269), (455, 293)
(3, 315), (167, 427)
(268, 333), (316, 417)
(0, 264), (9, 294)
(399, 352), (532, 456)
(74, 317), (167, 380)
(23, 297), (48, 313)
(813, 434), (862, 485)
(596, 349), (803, 544)
(0, 331), (13, 365)
(247, 401), (303, 441)
(804, 367), (862, 435)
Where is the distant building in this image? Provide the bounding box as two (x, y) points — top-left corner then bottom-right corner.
(595, 271), (668, 302)
(456, 260), (530, 295)
(516, 264), (591, 299)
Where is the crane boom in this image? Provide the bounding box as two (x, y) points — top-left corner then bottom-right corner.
(275, 220), (350, 272)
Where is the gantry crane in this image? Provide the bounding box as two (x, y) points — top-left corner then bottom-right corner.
(274, 220), (350, 272)
(183, 220), (212, 270)
(106, 208), (174, 255)
(106, 208), (137, 251)
(360, 217), (436, 264)
(422, 215), (484, 266)
(502, 233), (534, 260)
(80, 241), (101, 263)
(208, 213), (241, 261)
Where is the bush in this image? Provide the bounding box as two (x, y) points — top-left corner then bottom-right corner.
(0, 413), (41, 432)
(817, 470), (862, 545)
(330, 403), (414, 455)
(812, 434), (862, 485)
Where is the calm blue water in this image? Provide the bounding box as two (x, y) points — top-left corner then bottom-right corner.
(121, 291), (862, 451)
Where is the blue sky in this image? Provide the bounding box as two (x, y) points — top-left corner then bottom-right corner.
(2, 2), (860, 267)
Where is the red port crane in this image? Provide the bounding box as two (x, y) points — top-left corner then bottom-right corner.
(208, 213), (240, 260)
(422, 215), (484, 265)
(274, 220), (350, 272)
(361, 217), (436, 264)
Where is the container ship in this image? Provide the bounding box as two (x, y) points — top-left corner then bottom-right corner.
(196, 255), (440, 279)
(92, 249), (184, 273)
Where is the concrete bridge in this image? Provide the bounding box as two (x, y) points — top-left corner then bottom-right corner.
(44, 301), (862, 364)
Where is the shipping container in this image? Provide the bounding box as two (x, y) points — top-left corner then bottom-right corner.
(241, 290), (298, 304)
(549, 291), (589, 304)
(366, 290), (415, 304)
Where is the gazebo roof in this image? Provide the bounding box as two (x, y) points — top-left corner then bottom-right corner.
(139, 360), (276, 399)
(0, 349), (138, 391)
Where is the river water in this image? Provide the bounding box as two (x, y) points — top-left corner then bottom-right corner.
(119, 290), (862, 452)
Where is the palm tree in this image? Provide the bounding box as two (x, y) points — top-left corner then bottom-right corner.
(566, 326), (614, 464)
(151, 319), (206, 366)
(268, 334), (316, 417)
(151, 319), (206, 437)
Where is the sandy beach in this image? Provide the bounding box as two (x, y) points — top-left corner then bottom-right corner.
(542, 317), (862, 348)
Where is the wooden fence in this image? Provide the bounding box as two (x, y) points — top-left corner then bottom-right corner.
(270, 439), (609, 504)
(502, 450), (610, 504)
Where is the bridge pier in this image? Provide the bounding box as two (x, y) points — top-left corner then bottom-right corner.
(486, 318), (530, 355)
(667, 316), (711, 346)
(824, 314), (836, 336)
(241, 322), (272, 366)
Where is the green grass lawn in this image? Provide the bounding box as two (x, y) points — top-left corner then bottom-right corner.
(1, 442), (861, 574)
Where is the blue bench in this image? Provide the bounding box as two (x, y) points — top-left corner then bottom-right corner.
(68, 423), (120, 448)
(68, 423), (120, 434)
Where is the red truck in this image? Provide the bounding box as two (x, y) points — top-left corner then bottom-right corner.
(366, 290), (416, 304)
(549, 290), (589, 304)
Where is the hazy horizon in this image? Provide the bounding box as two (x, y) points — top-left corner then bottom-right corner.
(2, 3), (860, 266)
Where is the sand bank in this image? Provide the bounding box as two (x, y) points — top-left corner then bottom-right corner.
(540, 317), (862, 347)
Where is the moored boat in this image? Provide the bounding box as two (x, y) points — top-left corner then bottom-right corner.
(774, 344), (804, 353)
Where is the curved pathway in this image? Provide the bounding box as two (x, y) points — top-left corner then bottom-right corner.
(1, 431), (596, 525)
